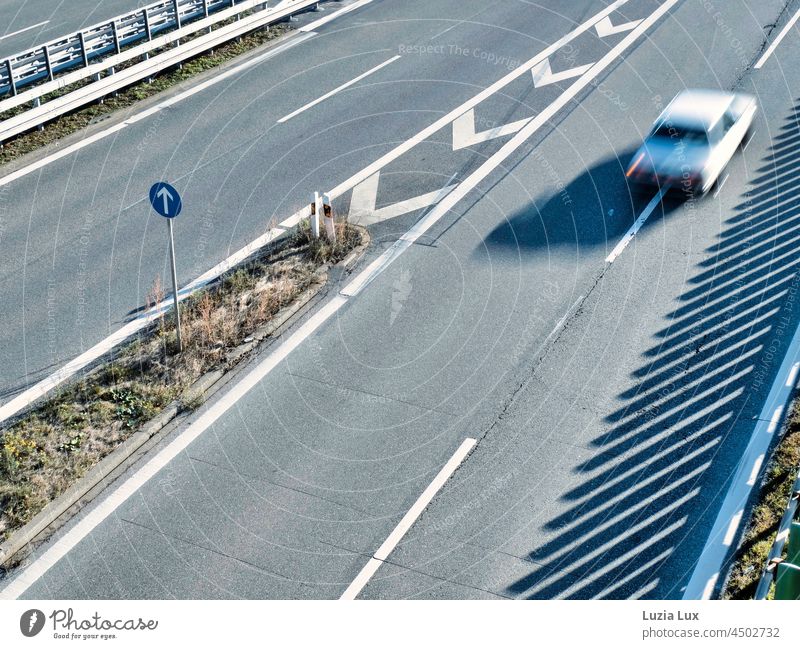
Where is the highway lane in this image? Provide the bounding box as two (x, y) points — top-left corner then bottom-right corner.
(2, 0), (795, 600)
(0, 0), (614, 404)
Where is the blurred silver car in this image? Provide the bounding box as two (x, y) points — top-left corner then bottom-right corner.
(626, 89), (757, 195)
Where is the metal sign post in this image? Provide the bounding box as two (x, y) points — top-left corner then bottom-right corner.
(166, 218), (183, 351)
(148, 181), (184, 352)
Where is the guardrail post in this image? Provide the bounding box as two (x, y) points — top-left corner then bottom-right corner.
(143, 7), (153, 42)
(235, 0), (242, 42)
(142, 7), (154, 81)
(112, 20), (121, 55)
(109, 19), (120, 96)
(78, 32), (90, 67)
(203, 0), (213, 34)
(4, 60), (15, 97)
(43, 45), (53, 81)
(173, 0), (182, 29)
(33, 97), (44, 130)
(173, 0), (183, 66)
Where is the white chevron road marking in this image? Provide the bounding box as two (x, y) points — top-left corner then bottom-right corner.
(348, 171), (458, 226)
(451, 108), (531, 150)
(531, 57), (594, 88)
(595, 15), (643, 37)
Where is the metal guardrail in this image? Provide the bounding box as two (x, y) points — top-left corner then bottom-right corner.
(0, 0), (319, 143)
(755, 470), (800, 599)
(0, 0), (294, 99)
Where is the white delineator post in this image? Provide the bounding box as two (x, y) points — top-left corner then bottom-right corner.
(311, 191), (321, 239)
(322, 192), (336, 242)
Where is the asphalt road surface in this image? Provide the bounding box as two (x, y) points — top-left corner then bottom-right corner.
(2, 0), (800, 599)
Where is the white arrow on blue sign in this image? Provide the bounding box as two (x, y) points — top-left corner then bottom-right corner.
(149, 182), (182, 218)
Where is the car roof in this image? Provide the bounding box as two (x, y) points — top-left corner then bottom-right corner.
(658, 89), (734, 131)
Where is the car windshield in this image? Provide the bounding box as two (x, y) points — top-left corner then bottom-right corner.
(652, 121), (708, 145)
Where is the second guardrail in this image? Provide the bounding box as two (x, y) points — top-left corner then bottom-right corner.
(0, 0), (320, 144)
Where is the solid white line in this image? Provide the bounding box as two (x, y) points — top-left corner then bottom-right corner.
(300, 0), (375, 32)
(277, 55), (400, 123)
(713, 173), (729, 198)
(683, 318), (800, 599)
(340, 437), (477, 600)
(430, 22), (458, 41)
(0, 32), (315, 190)
(0, 295), (348, 600)
(0, 21), (49, 42)
(605, 186), (668, 264)
(755, 7), (800, 69)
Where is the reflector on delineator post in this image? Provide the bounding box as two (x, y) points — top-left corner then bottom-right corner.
(322, 193), (336, 242)
(310, 192), (336, 242)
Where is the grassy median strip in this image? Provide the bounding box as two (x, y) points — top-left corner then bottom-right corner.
(0, 220), (358, 542)
(724, 411), (800, 599)
(0, 20), (292, 168)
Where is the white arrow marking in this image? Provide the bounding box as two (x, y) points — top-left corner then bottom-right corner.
(348, 171), (458, 226)
(452, 109), (531, 151)
(531, 57), (594, 88)
(156, 186), (173, 214)
(595, 15), (642, 37)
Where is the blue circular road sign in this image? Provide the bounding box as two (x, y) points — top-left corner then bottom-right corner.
(149, 182), (182, 218)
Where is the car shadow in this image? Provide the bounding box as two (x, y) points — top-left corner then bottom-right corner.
(502, 100), (800, 599)
(478, 149), (684, 260)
